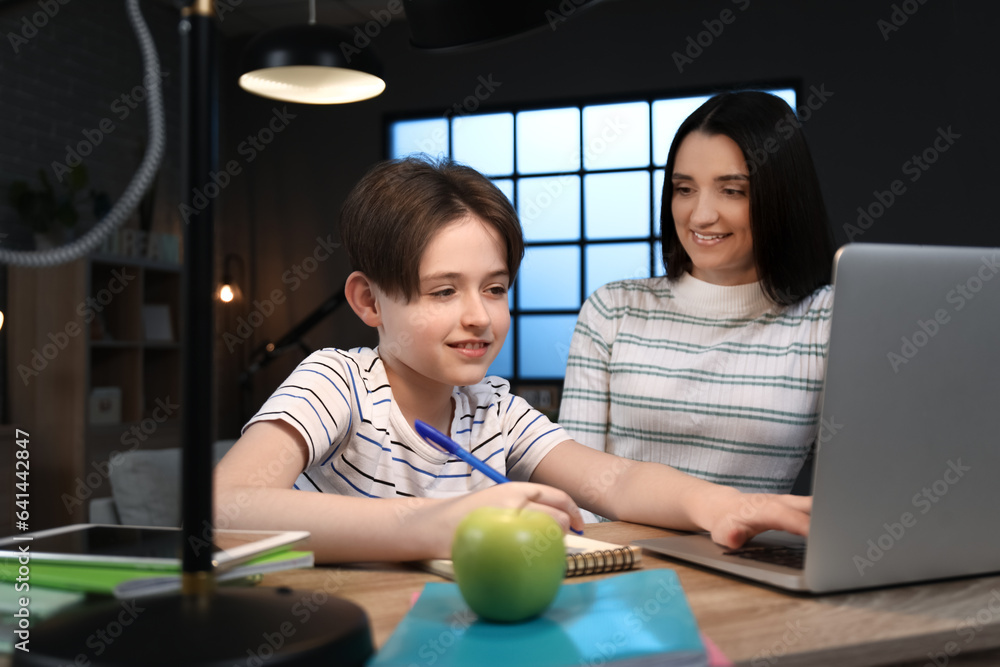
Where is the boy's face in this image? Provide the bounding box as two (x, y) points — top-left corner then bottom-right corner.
(376, 214), (511, 392)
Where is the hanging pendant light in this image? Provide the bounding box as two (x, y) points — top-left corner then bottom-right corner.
(239, 0), (385, 105)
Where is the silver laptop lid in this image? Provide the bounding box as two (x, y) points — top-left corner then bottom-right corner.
(805, 243), (1000, 592)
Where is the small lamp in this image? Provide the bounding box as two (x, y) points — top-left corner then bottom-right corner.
(239, 0), (385, 104)
(217, 253), (243, 303)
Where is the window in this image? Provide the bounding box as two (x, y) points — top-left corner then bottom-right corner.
(388, 88), (797, 384)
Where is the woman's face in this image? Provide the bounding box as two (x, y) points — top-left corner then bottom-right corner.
(670, 131), (756, 286)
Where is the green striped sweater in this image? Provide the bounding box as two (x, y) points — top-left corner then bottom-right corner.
(560, 273), (834, 492)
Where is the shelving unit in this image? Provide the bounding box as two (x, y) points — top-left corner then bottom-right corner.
(84, 255), (183, 472)
(7, 254), (182, 528)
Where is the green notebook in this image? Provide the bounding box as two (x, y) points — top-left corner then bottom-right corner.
(0, 549), (314, 598)
(368, 569), (706, 667)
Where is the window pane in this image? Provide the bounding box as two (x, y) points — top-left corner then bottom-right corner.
(586, 243), (651, 296)
(518, 246), (580, 310)
(584, 171), (649, 240)
(516, 107), (580, 174)
(492, 178), (514, 204)
(518, 176), (580, 242)
(453, 113), (514, 176)
(390, 118), (448, 159)
(654, 240), (665, 276)
(583, 101), (649, 170)
(517, 315), (578, 379)
(651, 96), (709, 166)
(488, 338), (513, 379)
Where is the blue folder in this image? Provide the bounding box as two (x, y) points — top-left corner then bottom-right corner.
(368, 569), (706, 667)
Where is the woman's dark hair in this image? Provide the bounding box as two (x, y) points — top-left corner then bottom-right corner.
(661, 91), (834, 305)
(340, 155), (524, 301)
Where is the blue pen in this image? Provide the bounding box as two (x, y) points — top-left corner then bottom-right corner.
(414, 419), (584, 535)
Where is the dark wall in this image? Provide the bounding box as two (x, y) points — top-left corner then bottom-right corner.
(216, 0), (1000, 432)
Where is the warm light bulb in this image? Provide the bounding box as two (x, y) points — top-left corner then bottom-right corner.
(0, 310), (4, 331)
(219, 284), (235, 303)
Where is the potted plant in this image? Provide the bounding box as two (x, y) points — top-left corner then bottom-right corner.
(8, 165), (110, 249)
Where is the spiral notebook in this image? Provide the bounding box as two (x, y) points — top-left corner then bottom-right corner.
(419, 534), (641, 579)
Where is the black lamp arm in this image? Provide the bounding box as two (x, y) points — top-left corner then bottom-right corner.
(240, 283), (347, 383)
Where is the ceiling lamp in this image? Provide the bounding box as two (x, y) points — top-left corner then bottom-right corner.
(239, 0), (385, 104)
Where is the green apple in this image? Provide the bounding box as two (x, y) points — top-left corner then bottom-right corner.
(451, 506), (566, 623)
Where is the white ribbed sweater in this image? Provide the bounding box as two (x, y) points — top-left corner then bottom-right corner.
(560, 273), (833, 492)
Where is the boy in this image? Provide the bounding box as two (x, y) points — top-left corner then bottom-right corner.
(214, 156), (810, 563)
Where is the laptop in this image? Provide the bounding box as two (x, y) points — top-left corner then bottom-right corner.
(634, 242), (1000, 593)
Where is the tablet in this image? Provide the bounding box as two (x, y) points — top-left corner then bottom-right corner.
(0, 524), (310, 573)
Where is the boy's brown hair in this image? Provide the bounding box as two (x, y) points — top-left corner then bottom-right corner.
(340, 156), (524, 301)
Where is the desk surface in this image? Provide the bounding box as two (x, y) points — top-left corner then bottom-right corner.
(261, 522), (1000, 667)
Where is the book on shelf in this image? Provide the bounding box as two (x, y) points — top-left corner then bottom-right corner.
(419, 534), (641, 580)
(369, 569), (706, 667)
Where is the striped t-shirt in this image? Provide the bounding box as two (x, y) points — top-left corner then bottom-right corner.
(560, 273), (833, 493)
(244, 347), (570, 498)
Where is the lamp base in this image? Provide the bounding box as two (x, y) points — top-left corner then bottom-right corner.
(13, 586), (373, 667)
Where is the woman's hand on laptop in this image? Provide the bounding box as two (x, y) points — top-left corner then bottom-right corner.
(703, 491), (812, 549)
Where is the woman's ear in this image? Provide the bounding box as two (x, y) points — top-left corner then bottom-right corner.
(345, 271), (382, 328)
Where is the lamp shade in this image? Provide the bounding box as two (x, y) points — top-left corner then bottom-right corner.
(404, 0), (602, 50)
(239, 24), (385, 104)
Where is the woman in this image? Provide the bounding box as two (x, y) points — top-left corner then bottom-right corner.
(560, 91), (835, 494)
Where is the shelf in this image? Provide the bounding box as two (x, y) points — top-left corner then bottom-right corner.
(84, 257), (184, 490)
(6, 255), (184, 527)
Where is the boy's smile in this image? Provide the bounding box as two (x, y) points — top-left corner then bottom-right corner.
(374, 214), (511, 408)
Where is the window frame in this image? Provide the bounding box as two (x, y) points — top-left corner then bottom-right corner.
(385, 83), (801, 390)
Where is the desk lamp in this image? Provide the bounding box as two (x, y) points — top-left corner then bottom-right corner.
(12, 1), (376, 665)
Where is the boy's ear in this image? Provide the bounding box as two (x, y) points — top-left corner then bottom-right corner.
(345, 270), (382, 328)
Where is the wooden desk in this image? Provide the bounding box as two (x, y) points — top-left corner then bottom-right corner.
(261, 522), (1000, 667)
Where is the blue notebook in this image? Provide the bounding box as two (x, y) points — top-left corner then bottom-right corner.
(368, 569), (706, 667)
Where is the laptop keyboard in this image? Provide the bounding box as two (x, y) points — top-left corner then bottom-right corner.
(723, 544), (806, 570)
